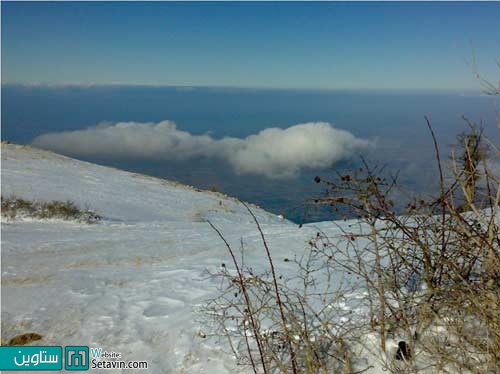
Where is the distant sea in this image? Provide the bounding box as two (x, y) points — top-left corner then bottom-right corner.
(2, 85), (498, 223)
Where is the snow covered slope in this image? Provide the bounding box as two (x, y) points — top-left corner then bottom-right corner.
(2, 143), (344, 373)
(1, 144), (285, 225)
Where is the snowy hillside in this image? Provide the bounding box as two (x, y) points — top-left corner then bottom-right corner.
(2, 143), (354, 373)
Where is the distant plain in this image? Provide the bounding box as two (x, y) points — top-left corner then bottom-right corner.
(2, 85), (498, 222)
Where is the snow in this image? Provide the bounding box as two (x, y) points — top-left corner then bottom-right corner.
(2, 144), (353, 373)
(3, 139), (495, 373)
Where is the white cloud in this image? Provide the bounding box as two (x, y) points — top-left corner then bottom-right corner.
(32, 120), (372, 178)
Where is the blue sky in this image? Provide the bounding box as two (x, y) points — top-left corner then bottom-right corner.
(2, 2), (499, 90)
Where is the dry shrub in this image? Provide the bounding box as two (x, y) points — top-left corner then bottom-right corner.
(203, 119), (498, 373)
(204, 68), (499, 373)
(308, 118), (499, 373)
(202, 198), (377, 373)
(1, 196), (101, 223)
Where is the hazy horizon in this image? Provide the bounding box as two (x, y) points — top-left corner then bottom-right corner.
(2, 82), (486, 94)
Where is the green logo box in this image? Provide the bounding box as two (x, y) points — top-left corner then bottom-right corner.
(0, 346), (62, 370)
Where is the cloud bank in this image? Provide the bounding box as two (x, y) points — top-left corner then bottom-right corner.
(32, 121), (372, 178)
